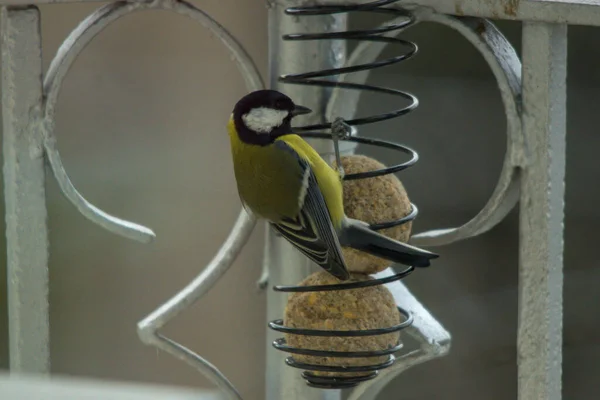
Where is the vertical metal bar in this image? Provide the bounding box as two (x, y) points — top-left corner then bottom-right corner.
(265, 2), (346, 399)
(519, 22), (567, 400)
(1, 5), (50, 373)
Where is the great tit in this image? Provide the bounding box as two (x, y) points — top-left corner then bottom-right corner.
(227, 89), (438, 281)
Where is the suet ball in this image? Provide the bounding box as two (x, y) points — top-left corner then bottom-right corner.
(284, 271), (401, 377)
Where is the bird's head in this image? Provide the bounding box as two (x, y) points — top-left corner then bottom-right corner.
(232, 89), (312, 145)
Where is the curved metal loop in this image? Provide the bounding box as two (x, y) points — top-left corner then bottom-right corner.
(138, 210), (257, 400)
(327, 8), (524, 247)
(42, 0), (264, 243)
(347, 268), (451, 400)
(41, 1), (264, 399)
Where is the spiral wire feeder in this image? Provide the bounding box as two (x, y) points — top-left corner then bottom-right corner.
(266, 0), (436, 389)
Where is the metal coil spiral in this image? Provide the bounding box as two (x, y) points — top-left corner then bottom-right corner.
(268, 0), (428, 389)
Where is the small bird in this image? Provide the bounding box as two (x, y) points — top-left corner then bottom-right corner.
(227, 89), (438, 280)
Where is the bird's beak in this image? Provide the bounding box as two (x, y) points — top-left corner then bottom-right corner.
(290, 104), (312, 117)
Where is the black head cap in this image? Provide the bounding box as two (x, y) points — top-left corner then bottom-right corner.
(232, 90), (311, 145)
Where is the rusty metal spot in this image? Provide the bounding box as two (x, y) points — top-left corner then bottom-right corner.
(503, 0), (520, 16)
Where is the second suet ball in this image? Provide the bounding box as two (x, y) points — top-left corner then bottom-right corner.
(284, 271), (401, 377)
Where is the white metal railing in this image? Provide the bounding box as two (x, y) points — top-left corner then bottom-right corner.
(0, 372), (223, 399)
(0, 0), (583, 399)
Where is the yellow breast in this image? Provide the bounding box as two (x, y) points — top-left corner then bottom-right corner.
(227, 116), (344, 228)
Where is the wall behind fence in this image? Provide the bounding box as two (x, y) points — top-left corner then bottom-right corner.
(0, 2), (598, 400)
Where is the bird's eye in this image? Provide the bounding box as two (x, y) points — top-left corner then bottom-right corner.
(275, 99), (284, 108)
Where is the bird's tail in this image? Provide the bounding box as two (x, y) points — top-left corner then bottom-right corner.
(339, 218), (438, 268)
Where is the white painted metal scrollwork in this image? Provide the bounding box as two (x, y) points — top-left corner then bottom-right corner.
(0, 1), (576, 400)
(346, 268), (450, 400)
(410, 10), (525, 246)
(327, 6), (525, 248)
(42, 0), (263, 243)
(39, 0), (264, 398)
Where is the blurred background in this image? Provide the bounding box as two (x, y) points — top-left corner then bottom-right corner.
(0, 1), (598, 399)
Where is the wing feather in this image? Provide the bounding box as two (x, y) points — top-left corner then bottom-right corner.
(271, 140), (349, 280)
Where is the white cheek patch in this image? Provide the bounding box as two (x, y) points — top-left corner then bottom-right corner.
(242, 107), (289, 134)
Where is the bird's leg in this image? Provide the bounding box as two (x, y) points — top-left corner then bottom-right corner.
(331, 117), (352, 179)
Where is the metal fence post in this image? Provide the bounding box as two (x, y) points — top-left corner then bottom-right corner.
(265, 2), (347, 399)
(519, 21), (567, 400)
(1, 5), (50, 374)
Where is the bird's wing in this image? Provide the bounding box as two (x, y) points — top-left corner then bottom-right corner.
(271, 140), (349, 280)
